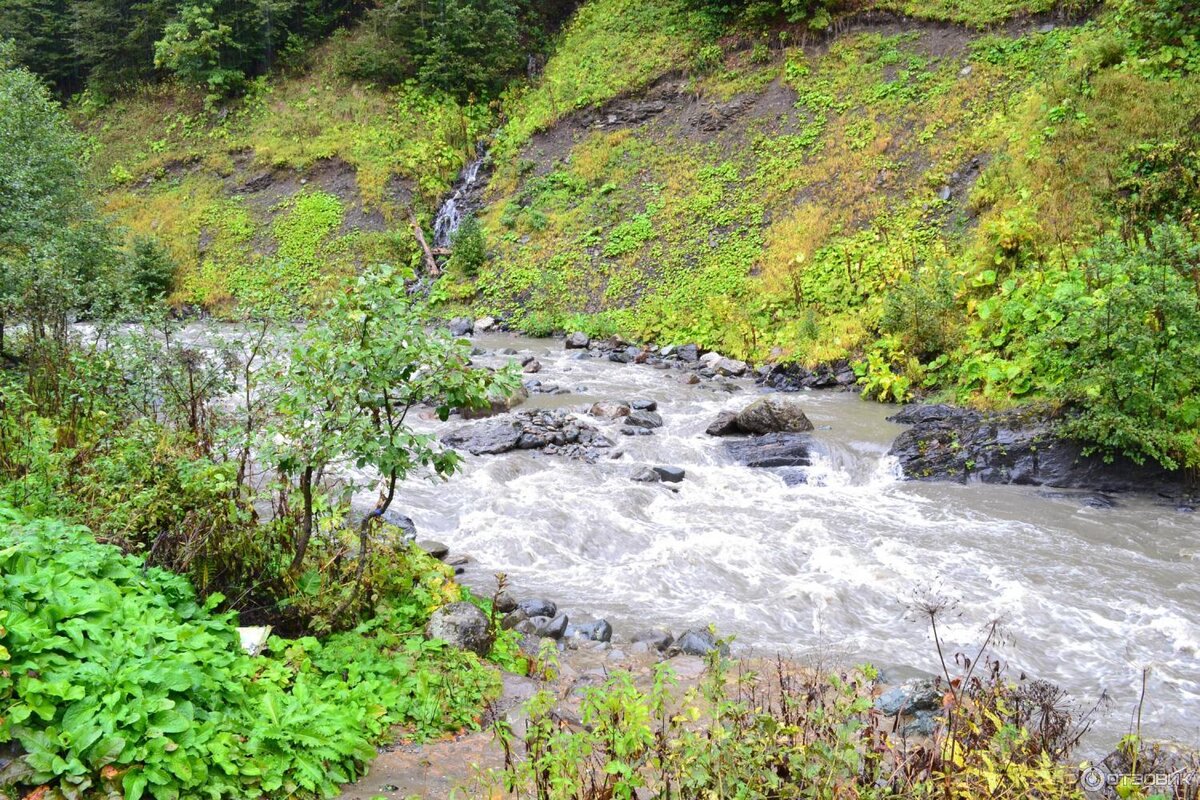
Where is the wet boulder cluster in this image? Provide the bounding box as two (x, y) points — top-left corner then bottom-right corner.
(440, 409), (614, 462)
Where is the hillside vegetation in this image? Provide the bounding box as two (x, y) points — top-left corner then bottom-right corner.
(458, 0), (1200, 470)
(57, 0), (1199, 470)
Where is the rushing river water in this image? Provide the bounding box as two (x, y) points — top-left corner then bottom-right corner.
(363, 333), (1200, 751)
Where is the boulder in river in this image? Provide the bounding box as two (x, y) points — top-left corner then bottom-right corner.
(442, 410), (614, 461)
(676, 344), (700, 362)
(426, 601), (494, 656)
(725, 433), (813, 468)
(705, 411), (741, 437)
(888, 404), (1188, 492)
(624, 409), (664, 429)
(735, 394), (815, 434)
(565, 332), (590, 349)
(654, 466), (685, 483)
(460, 384), (529, 419)
(590, 401), (631, 419)
(448, 317), (474, 337)
(631, 398), (658, 412)
(712, 357), (748, 377)
(632, 467), (661, 483)
(522, 359), (542, 374)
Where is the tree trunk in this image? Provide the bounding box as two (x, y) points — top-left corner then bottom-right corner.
(410, 210), (441, 277)
(290, 466), (314, 573)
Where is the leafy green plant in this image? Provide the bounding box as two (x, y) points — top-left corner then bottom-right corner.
(0, 507), (500, 800)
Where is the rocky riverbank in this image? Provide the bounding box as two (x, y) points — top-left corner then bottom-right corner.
(450, 320), (1193, 500)
(887, 404), (1194, 501)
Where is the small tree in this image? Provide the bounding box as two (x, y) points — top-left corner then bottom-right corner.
(266, 264), (517, 584)
(450, 215), (487, 277)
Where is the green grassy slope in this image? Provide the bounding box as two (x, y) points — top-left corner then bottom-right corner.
(451, 0), (1198, 421)
(81, 43), (491, 314)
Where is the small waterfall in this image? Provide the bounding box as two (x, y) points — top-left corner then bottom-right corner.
(433, 150), (487, 250)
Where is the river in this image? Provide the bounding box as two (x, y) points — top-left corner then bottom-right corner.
(371, 332), (1199, 751)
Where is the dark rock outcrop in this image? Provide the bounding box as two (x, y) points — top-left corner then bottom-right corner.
(888, 405), (1187, 492)
(706, 411), (741, 437)
(725, 433), (814, 468)
(624, 409), (664, 429)
(442, 410), (614, 461)
(654, 466), (685, 483)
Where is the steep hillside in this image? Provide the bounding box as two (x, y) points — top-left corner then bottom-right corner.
(448, 0), (1200, 469)
(76, 0), (1200, 469)
(80, 45), (491, 314)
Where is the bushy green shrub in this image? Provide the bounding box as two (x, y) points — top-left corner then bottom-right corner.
(450, 215), (488, 277)
(0, 507), (499, 799)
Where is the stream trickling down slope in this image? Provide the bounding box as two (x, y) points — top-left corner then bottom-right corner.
(376, 333), (1199, 751)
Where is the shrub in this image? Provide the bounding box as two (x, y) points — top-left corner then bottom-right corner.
(1039, 225), (1200, 470)
(450, 215), (488, 277)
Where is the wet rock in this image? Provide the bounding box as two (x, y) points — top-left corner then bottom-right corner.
(654, 466), (685, 483)
(679, 374), (700, 385)
(631, 629), (674, 652)
(417, 540), (449, 559)
(443, 410), (614, 461)
(475, 315), (496, 332)
(501, 347), (519, 355)
(676, 344), (700, 362)
(566, 619), (613, 643)
(448, 317), (474, 337)
(671, 628), (728, 657)
(517, 598), (557, 618)
(625, 409), (664, 429)
(444, 554), (469, 567)
(493, 590), (518, 613)
(522, 359), (542, 374)
(632, 467), (661, 483)
(622, 426), (653, 437)
(712, 357), (748, 377)
(589, 401), (631, 419)
(631, 398), (658, 412)
(888, 405), (1188, 492)
(380, 509), (417, 540)
(705, 411), (741, 437)
(443, 418), (522, 454)
(735, 394), (814, 435)
(902, 710), (943, 737)
(518, 613), (569, 639)
(426, 601), (494, 656)
(725, 433), (813, 468)
(460, 385), (529, 419)
(501, 609), (528, 630)
(876, 679), (942, 716)
(571, 351), (592, 360)
(565, 332), (591, 349)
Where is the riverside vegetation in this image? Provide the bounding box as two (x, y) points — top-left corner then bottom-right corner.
(1, 0), (1198, 798)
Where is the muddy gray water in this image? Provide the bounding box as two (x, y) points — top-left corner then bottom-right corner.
(363, 333), (1200, 752)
